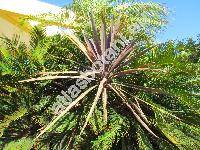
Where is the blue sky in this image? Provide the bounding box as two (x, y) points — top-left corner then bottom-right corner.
(41, 0), (200, 42)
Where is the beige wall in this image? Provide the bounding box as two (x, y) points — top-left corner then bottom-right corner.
(0, 17), (30, 45)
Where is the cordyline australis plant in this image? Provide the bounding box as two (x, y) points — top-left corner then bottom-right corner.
(19, 15), (199, 149)
(20, 14), (155, 135)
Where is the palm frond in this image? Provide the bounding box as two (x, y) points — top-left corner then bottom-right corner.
(112, 83), (167, 95)
(89, 13), (101, 55)
(116, 45), (156, 71)
(80, 78), (107, 134)
(109, 42), (137, 73)
(108, 84), (158, 138)
(102, 88), (108, 123)
(36, 85), (97, 139)
(19, 75), (95, 83)
(65, 31), (93, 62)
(112, 68), (163, 78)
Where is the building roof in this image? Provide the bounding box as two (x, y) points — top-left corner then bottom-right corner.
(0, 0), (62, 15)
(0, 0), (74, 44)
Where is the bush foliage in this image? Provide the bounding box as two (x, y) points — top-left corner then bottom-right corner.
(0, 0), (199, 149)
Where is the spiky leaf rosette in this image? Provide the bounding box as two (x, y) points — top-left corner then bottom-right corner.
(20, 16), (200, 149)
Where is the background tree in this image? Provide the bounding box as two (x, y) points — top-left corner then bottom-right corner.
(0, 0), (199, 150)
